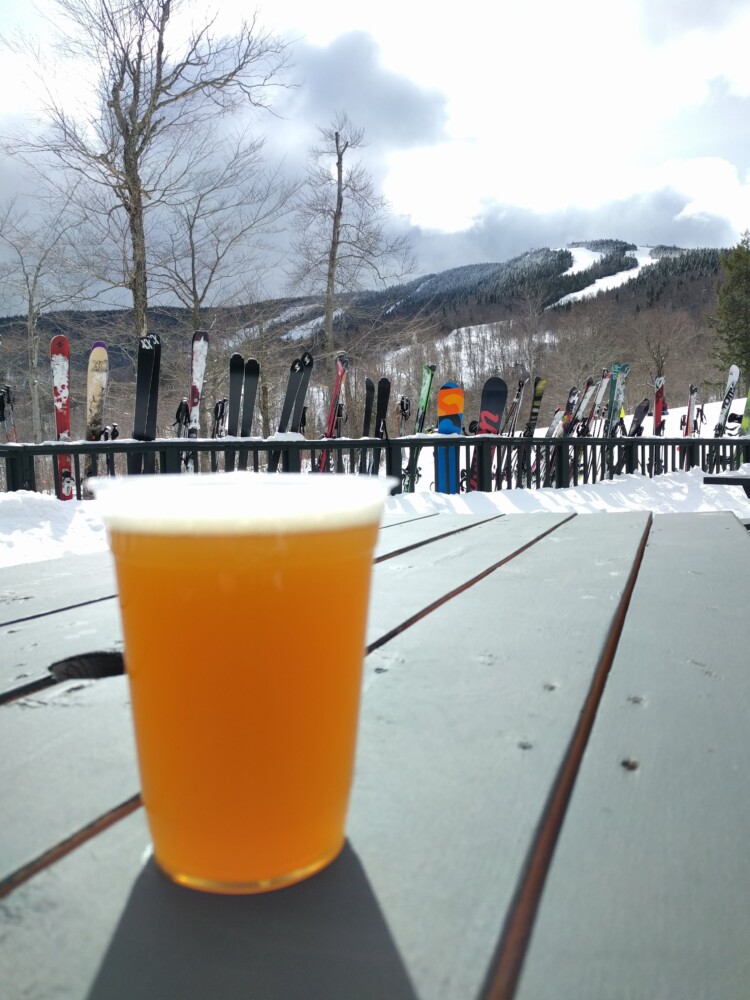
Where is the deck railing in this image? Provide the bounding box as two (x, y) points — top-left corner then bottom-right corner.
(1, 435), (748, 497)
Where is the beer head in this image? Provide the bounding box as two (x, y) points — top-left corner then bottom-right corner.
(87, 472), (396, 534)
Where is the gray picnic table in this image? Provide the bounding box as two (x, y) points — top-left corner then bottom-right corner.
(2, 507), (750, 1000)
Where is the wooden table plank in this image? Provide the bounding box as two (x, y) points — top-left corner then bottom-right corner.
(0, 513), (653, 1000)
(374, 512), (502, 559)
(0, 550), (116, 627)
(1, 599), (123, 697)
(515, 512), (750, 1000)
(0, 677), (138, 883)
(366, 513), (569, 651)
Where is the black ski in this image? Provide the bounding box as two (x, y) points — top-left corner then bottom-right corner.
(628, 398), (650, 437)
(224, 352), (245, 471)
(210, 397), (227, 472)
(268, 357), (304, 473)
(369, 377), (391, 474)
(130, 332), (161, 474)
(237, 358), (260, 472)
(399, 396), (411, 435)
(174, 397), (190, 437)
(3, 385), (17, 441)
(289, 351), (314, 434)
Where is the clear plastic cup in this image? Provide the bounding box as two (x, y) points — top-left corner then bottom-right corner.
(90, 472), (393, 893)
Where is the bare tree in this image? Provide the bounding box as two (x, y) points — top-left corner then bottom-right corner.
(149, 127), (298, 332)
(8, 0), (290, 345)
(0, 189), (95, 440)
(287, 111), (415, 369)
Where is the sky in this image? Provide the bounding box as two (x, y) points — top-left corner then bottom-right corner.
(0, 0), (748, 292)
(2, 396), (750, 568)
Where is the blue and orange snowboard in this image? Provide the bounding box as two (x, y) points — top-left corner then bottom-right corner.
(435, 381), (464, 493)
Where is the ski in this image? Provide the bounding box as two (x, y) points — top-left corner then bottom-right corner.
(734, 388), (750, 468)
(319, 355), (349, 473)
(435, 380), (464, 494)
(588, 370), (612, 437)
(237, 357), (260, 472)
(210, 396), (227, 471)
(545, 408), (564, 438)
(500, 377), (527, 436)
(560, 384), (585, 436)
(681, 384), (699, 438)
(224, 352), (245, 472)
(130, 332), (161, 475)
(628, 398), (650, 437)
(566, 377), (599, 481)
(50, 334), (74, 500)
(603, 363), (630, 438)
(399, 395), (411, 435)
(174, 398), (190, 437)
(185, 330), (209, 473)
(289, 351), (314, 435)
(402, 363), (437, 492)
(466, 376), (507, 492)
(653, 376), (666, 436)
(706, 365), (739, 472)
(369, 377), (391, 475)
(358, 376), (376, 474)
(714, 365), (740, 437)
(679, 383), (699, 470)
(268, 357), (304, 473)
(2, 385), (17, 441)
(522, 376), (548, 437)
(612, 396), (650, 475)
(85, 341), (109, 480)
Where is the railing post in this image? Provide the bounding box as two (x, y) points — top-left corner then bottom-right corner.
(477, 437), (492, 491)
(5, 447), (35, 491)
(162, 447), (182, 474)
(384, 440), (402, 489)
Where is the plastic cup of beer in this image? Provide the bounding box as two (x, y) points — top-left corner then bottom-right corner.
(89, 472), (393, 894)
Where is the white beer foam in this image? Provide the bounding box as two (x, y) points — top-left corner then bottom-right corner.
(88, 473), (395, 534)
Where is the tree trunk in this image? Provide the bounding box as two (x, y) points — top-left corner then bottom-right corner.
(129, 195), (149, 342)
(321, 132), (346, 373)
(27, 311), (42, 442)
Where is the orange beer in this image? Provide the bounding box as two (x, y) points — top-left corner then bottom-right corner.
(94, 474), (389, 893)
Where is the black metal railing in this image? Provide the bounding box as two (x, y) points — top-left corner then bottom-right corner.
(1, 434), (748, 497)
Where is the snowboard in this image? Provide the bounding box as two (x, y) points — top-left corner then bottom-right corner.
(466, 376), (507, 492)
(435, 381), (464, 494)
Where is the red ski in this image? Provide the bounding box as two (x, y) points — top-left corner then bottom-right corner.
(319, 355), (349, 473)
(50, 335), (74, 500)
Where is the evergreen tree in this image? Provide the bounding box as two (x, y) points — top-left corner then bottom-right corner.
(710, 232), (750, 386)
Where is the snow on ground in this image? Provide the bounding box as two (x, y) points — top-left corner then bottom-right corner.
(2, 409), (750, 570)
(1, 396), (747, 570)
(2, 467), (749, 570)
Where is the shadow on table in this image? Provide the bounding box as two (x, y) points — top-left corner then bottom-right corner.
(86, 842), (418, 1000)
